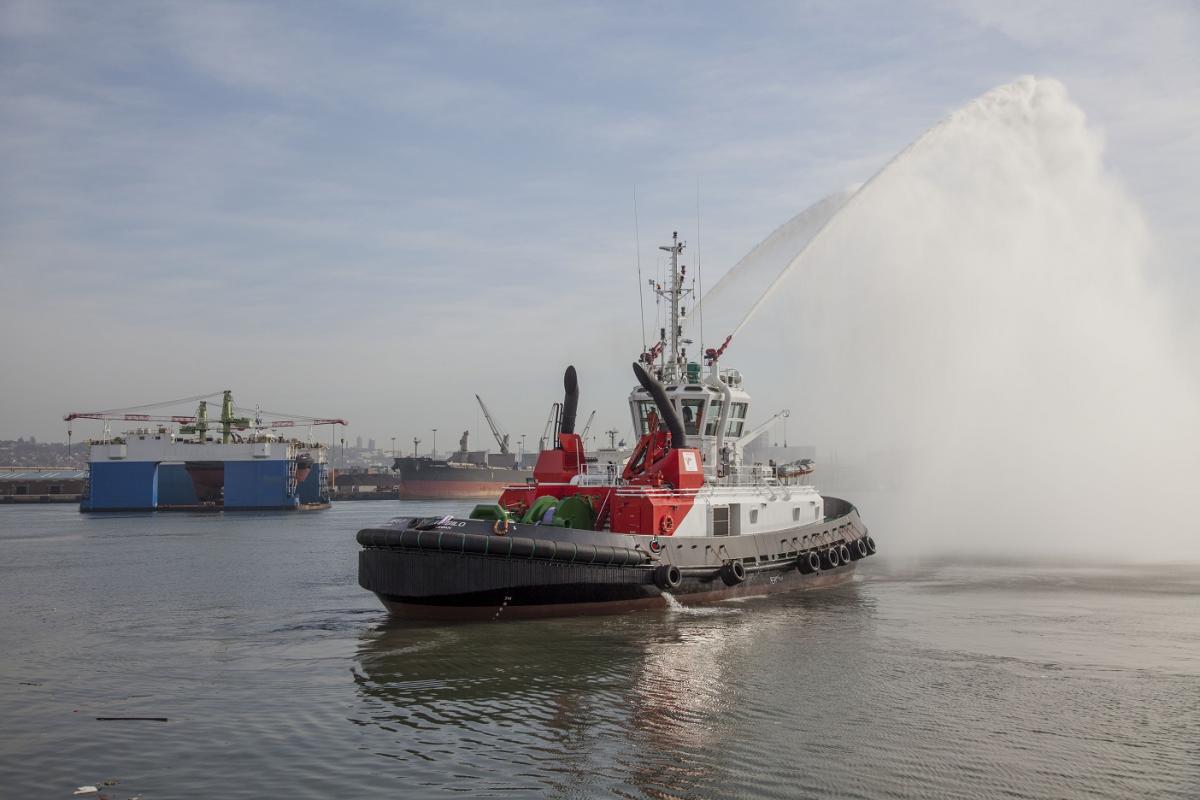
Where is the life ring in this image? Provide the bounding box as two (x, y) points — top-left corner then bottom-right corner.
(492, 518), (510, 536)
(659, 515), (675, 534)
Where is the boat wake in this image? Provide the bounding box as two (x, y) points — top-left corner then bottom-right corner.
(661, 592), (742, 616)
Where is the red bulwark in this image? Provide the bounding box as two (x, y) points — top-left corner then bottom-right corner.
(608, 448), (703, 535)
(532, 433), (585, 484)
(498, 429), (704, 537)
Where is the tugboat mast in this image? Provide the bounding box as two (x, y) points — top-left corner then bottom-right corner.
(654, 231), (692, 381)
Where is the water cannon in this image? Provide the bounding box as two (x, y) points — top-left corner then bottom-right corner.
(705, 334), (733, 366)
(640, 340), (665, 365)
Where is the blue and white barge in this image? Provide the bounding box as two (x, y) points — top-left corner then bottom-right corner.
(68, 391), (344, 512)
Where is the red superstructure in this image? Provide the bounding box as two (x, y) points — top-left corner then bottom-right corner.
(497, 366), (705, 538)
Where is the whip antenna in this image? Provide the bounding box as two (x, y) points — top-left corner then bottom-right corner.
(695, 179), (704, 363)
(634, 186), (647, 352)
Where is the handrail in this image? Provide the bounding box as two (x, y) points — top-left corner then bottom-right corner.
(502, 459), (816, 492)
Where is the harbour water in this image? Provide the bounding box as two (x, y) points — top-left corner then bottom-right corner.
(1, 502), (1197, 798)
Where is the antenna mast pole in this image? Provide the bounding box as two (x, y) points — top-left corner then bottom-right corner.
(695, 183), (704, 367)
(656, 231), (687, 381)
(634, 188), (647, 352)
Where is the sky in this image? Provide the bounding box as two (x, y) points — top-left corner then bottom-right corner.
(1, 0), (1197, 450)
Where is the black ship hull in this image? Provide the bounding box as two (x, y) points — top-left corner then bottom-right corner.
(357, 496), (873, 620)
(393, 455), (531, 500)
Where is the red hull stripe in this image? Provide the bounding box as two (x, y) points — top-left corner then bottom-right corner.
(399, 480), (508, 500)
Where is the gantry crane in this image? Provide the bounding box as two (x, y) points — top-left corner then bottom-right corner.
(64, 390), (347, 443)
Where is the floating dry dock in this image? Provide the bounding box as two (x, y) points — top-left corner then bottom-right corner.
(67, 390), (345, 512)
(81, 434), (330, 511)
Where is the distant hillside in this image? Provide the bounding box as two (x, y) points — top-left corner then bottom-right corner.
(0, 439), (86, 468)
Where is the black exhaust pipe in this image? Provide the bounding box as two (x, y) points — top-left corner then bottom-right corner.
(559, 365), (579, 435)
(632, 362), (685, 447)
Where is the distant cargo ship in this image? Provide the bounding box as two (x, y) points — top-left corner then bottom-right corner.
(393, 424), (536, 499)
(393, 452), (532, 500)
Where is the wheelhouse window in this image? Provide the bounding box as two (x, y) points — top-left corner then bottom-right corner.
(725, 402), (748, 437)
(704, 401), (724, 435)
(680, 399), (705, 436)
(634, 400), (657, 434)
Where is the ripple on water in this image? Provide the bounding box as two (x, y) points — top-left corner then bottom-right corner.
(2, 505), (1200, 798)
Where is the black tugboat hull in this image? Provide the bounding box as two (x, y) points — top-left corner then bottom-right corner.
(357, 496), (872, 620)
(370, 558), (857, 620)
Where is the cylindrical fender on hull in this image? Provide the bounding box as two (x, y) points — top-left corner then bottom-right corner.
(719, 559), (746, 586)
(798, 551), (822, 574)
(838, 544), (851, 565)
(357, 527), (649, 567)
(823, 548), (841, 569)
(653, 563), (682, 590)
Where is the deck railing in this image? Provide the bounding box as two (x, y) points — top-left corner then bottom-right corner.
(558, 459), (814, 491)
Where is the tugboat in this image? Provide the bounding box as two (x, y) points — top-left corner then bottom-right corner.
(356, 232), (876, 619)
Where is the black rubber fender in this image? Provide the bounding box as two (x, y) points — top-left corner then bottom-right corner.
(653, 563), (682, 590)
(865, 535), (877, 555)
(851, 539), (868, 560)
(719, 560), (746, 586)
(797, 551), (821, 574)
(823, 547), (840, 569)
(838, 544), (851, 565)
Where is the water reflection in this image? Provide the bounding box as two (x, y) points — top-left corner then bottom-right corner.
(351, 584), (874, 797)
